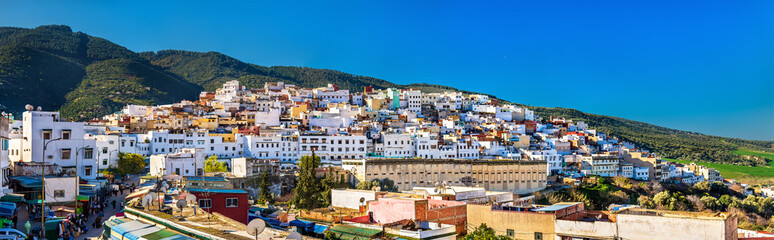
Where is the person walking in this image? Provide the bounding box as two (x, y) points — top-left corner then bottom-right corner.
(111, 200), (116, 209)
(24, 220), (30, 235)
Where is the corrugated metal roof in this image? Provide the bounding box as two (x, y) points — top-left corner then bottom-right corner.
(532, 204), (575, 212)
(187, 188), (247, 194)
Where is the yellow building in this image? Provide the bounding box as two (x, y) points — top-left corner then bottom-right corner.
(342, 158), (547, 194)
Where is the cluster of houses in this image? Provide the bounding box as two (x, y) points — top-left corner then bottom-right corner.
(0, 80), (744, 239)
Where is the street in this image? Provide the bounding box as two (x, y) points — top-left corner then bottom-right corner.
(13, 176), (138, 240)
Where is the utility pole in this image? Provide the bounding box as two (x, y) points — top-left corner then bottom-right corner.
(74, 145), (90, 223)
(42, 138), (62, 239)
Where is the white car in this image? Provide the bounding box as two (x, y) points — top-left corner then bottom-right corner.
(0, 228), (26, 240)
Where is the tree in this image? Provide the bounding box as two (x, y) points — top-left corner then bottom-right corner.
(204, 155), (227, 172)
(463, 224), (510, 240)
(356, 180), (372, 190)
(701, 196), (720, 211)
(290, 153), (323, 210)
(258, 170), (273, 204)
(321, 166), (336, 207)
(116, 152), (146, 176)
(324, 231), (340, 240)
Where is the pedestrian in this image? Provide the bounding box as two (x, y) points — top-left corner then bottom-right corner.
(111, 200), (116, 209)
(24, 220), (30, 235)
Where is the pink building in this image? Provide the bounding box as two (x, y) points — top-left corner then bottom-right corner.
(367, 197), (468, 234)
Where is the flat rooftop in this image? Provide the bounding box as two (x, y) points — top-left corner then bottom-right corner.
(615, 208), (731, 220)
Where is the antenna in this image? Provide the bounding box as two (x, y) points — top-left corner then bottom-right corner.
(246, 219), (266, 237)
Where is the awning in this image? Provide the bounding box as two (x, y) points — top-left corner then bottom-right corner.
(0, 194), (25, 203)
(159, 235), (196, 240)
(77, 195), (90, 201)
(125, 189), (150, 200)
(12, 176), (42, 189)
(313, 224), (328, 234)
(111, 221), (160, 240)
(141, 229), (178, 240)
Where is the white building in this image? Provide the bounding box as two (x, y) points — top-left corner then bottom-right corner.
(146, 130), (243, 158)
(43, 176), (78, 203)
(525, 149), (563, 174)
(298, 134), (367, 166)
(243, 135), (298, 169)
(402, 90), (422, 114)
(149, 148), (205, 177)
(17, 111), (97, 179)
(581, 154), (620, 177)
(634, 167), (649, 181)
(381, 133), (414, 158)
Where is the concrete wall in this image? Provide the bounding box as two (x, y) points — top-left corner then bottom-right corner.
(466, 204), (555, 240)
(45, 177), (77, 203)
(332, 189), (376, 210)
(555, 219), (617, 239)
(616, 213), (735, 240)
(368, 198), (420, 224)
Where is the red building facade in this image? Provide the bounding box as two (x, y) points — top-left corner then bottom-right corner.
(189, 188), (249, 224)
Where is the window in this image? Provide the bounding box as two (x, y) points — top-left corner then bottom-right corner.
(534, 232), (542, 240)
(84, 166), (92, 176)
(102, 147), (108, 154)
(199, 199), (212, 208)
(54, 190), (65, 198)
(42, 130), (52, 140)
(506, 229), (514, 237)
(84, 148), (93, 159)
(226, 198), (238, 207)
(102, 160), (108, 166)
(61, 149), (71, 159)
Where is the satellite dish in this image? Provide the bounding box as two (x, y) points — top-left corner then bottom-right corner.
(287, 232), (303, 240)
(176, 199), (187, 209)
(375, 186), (381, 192)
(162, 181), (170, 189)
(149, 192), (159, 204)
(246, 219), (266, 236)
(434, 182), (440, 187)
(185, 194), (197, 204)
(160, 186), (168, 193)
(142, 195), (153, 208)
(359, 197), (365, 203)
(25, 104), (33, 111)
(442, 181), (448, 187)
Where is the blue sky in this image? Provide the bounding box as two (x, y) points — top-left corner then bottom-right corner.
(2, 1), (773, 140)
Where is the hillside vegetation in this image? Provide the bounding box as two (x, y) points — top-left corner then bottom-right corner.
(0, 25), (771, 166)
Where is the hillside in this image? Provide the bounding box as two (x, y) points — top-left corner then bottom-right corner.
(0, 25), (771, 167)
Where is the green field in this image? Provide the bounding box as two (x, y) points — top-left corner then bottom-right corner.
(662, 158), (774, 185)
(731, 149), (774, 167)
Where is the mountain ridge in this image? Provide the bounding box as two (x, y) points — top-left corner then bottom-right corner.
(0, 25), (771, 166)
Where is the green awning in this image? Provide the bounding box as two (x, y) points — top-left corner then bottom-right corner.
(0, 194), (25, 203)
(330, 225), (382, 238)
(142, 229), (179, 240)
(27, 199), (43, 204)
(77, 195), (89, 201)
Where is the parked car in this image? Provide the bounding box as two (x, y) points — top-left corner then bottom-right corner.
(0, 228), (26, 240)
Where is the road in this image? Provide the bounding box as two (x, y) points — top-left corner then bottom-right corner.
(14, 176), (138, 240)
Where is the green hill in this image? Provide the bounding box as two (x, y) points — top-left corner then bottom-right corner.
(0, 25), (771, 167)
